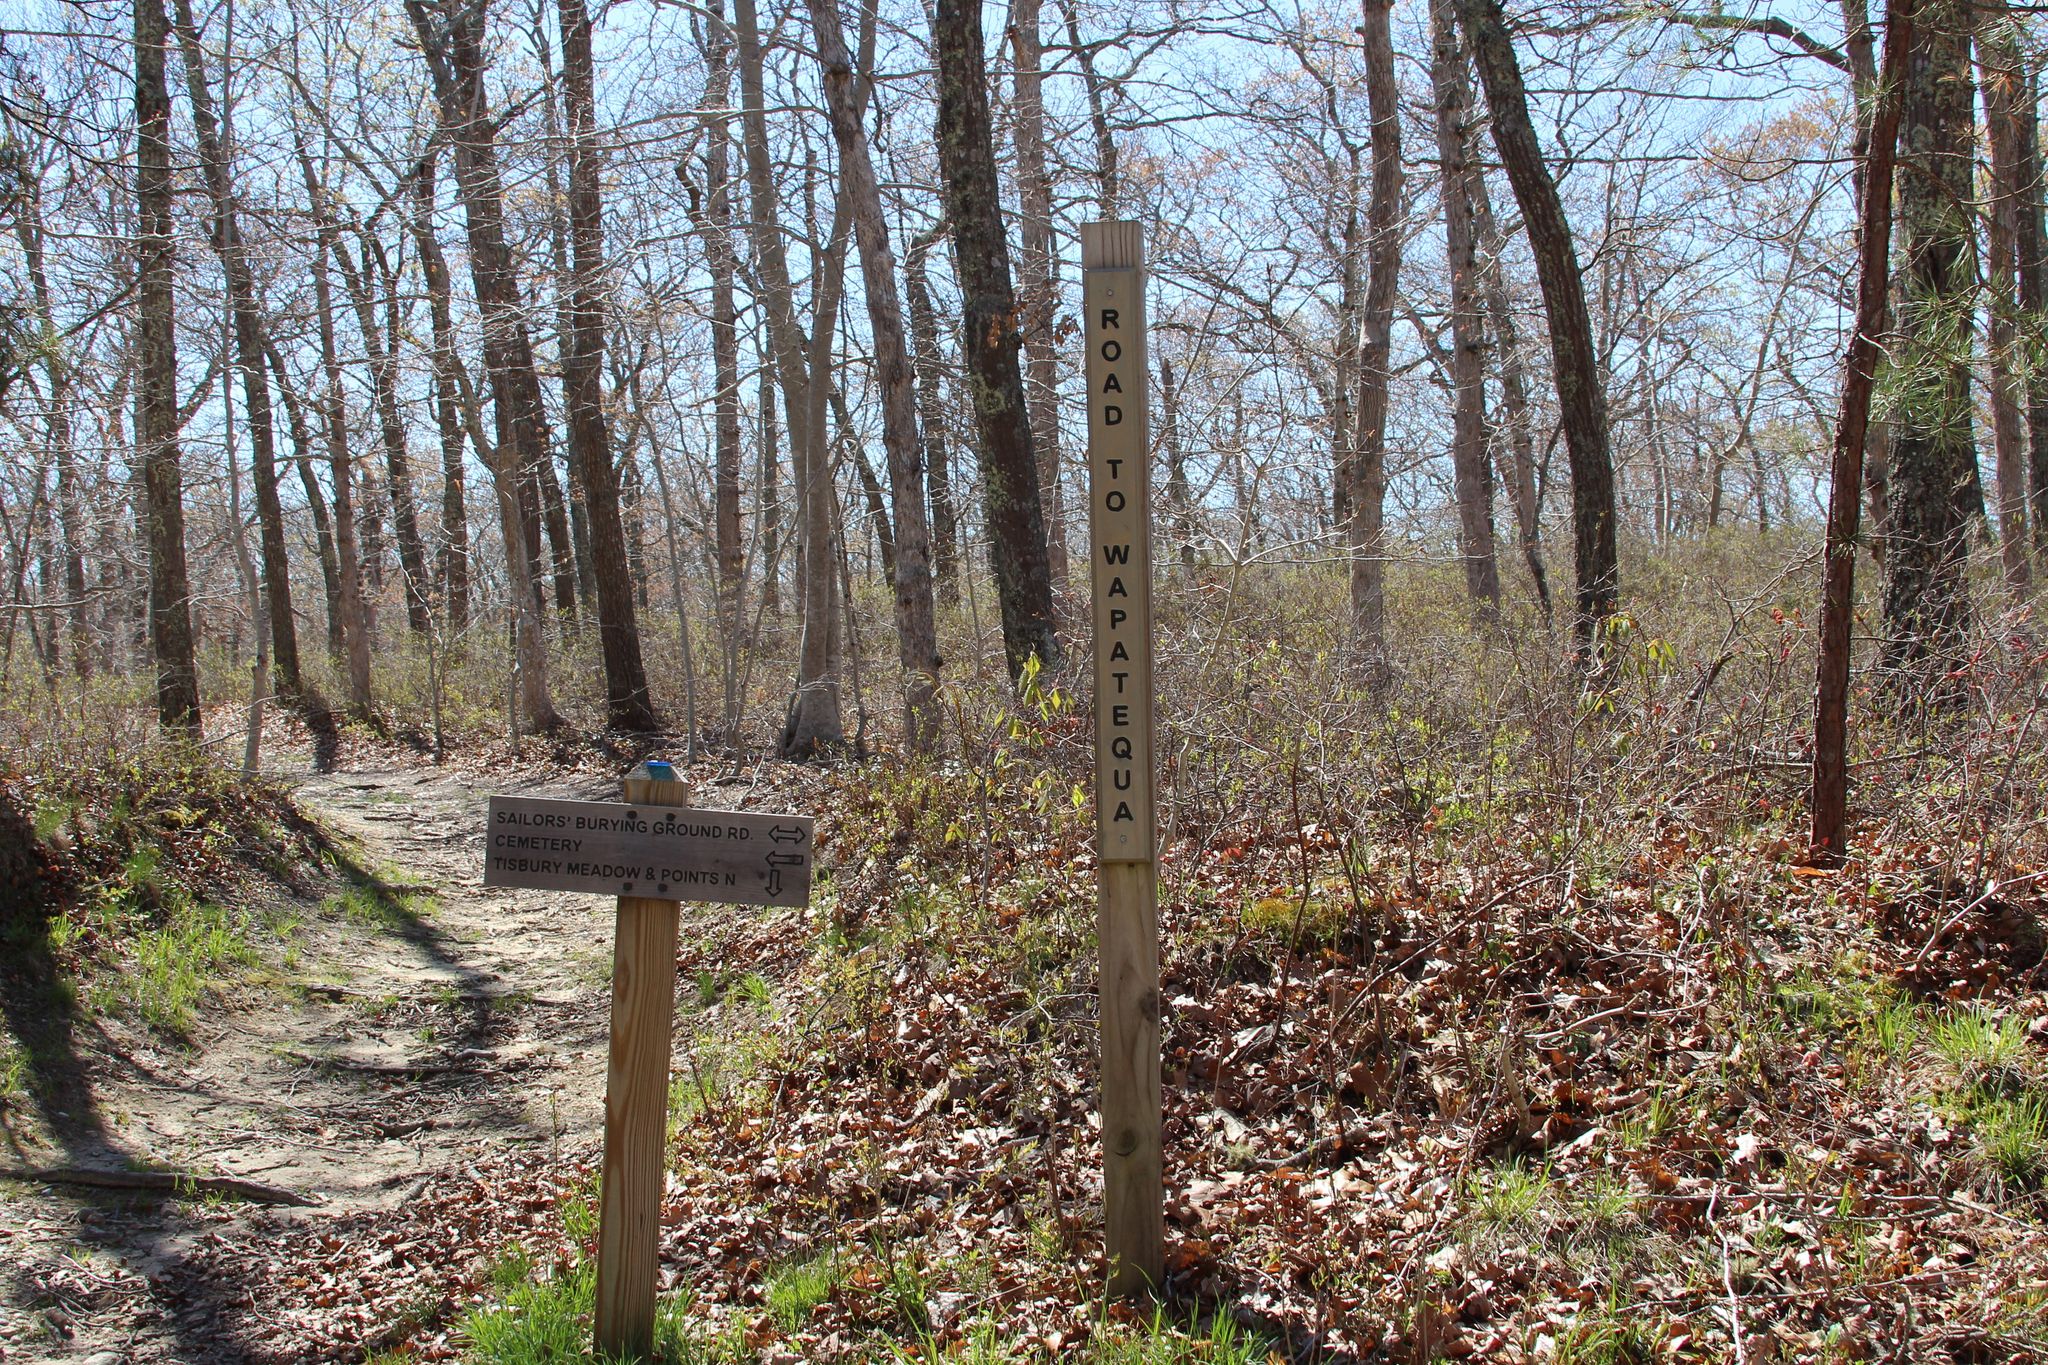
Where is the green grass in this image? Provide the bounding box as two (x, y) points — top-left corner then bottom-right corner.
(323, 881), (437, 928)
(764, 1251), (841, 1332)
(105, 898), (257, 1039)
(458, 1246), (717, 1364)
(1932, 1009), (2030, 1077)
(1972, 1092), (2048, 1192)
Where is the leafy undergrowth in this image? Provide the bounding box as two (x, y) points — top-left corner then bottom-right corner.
(45, 560), (2045, 1364)
(310, 608), (2044, 1365)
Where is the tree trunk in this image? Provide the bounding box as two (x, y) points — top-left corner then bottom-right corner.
(404, 0), (561, 730)
(1882, 0), (1977, 692)
(730, 0), (844, 752)
(1457, 0), (1619, 655)
(330, 228), (434, 636)
(2013, 62), (2048, 567)
(12, 163), (92, 678)
(1467, 122), (1551, 619)
(1978, 10), (2033, 597)
(1351, 0), (1402, 664)
(136, 0), (201, 733)
(1012, 0), (1066, 586)
(933, 0), (1061, 679)
(301, 153), (376, 717)
(264, 336), (345, 658)
(783, 189), (852, 757)
(560, 0), (658, 730)
(906, 227), (961, 602)
(1428, 0), (1502, 616)
(683, 0), (746, 739)
(409, 155), (471, 631)
(1160, 355), (1196, 567)
(807, 0), (943, 750)
(1813, 0), (1910, 865)
(167, 0), (304, 699)
(1059, 0), (1120, 217)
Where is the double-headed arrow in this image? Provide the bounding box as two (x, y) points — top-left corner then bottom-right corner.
(768, 824), (806, 845)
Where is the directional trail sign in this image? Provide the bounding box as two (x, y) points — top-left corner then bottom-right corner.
(483, 795), (814, 908)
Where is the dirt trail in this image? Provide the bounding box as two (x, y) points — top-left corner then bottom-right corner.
(1, 766), (629, 1364)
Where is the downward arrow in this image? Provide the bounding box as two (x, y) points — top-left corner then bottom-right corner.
(762, 851), (803, 896)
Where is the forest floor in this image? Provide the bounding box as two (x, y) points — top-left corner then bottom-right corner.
(0, 741), (787, 1363)
(4, 606), (2048, 1365)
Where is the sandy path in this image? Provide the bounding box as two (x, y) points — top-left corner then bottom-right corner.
(1, 766), (630, 1363)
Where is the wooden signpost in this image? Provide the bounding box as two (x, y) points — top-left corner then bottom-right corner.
(1083, 220), (1163, 1295)
(483, 761), (814, 1360)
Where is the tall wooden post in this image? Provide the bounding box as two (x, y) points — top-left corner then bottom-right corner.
(594, 761), (689, 1358)
(1083, 221), (1162, 1295)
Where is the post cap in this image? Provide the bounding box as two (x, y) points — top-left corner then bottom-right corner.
(634, 759), (678, 783)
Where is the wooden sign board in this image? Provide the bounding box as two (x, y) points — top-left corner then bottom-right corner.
(483, 795), (814, 908)
(1084, 233), (1154, 865)
(1082, 220), (1163, 1299)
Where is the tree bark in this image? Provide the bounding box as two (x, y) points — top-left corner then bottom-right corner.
(1978, 8), (2033, 597)
(167, 0), (304, 699)
(263, 335), (345, 659)
(300, 149), (376, 717)
(404, 0), (561, 730)
(683, 0), (746, 740)
(934, 0), (1061, 679)
(1429, 0), (1501, 616)
(136, 0), (202, 733)
(1012, 0), (1066, 586)
(330, 228), (434, 636)
(560, 0), (658, 730)
(729, 0), (844, 752)
(906, 227), (961, 601)
(808, 0), (944, 751)
(409, 155), (471, 631)
(1468, 163), (1550, 619)
(1882, 0), (1977, 691)
(1458, 0), (1619, 655)
(1351, 0), (1402, 664)
(1813, 0), (1910, 864)
(2014, 63), (2048, 566)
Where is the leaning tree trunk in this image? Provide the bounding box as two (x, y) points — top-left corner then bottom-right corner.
(1429, 0), (1502, 616)
(1978, 7), (2033, 596)
(1351, 0), (1403, 667)
(933, 0), (1061, 679)
(405, 0), (560, 730)
(559, 0), (658, 731)
(1882, 0), (1977, 693)
(808, 0), (943, 752)
(168, 0), (304, 700)
(1457, 0), (1619, 656)
(136, 0), (202, 733)
(1813, 0), (1911, 865)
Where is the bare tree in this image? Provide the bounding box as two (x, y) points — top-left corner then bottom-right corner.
(1814, 0), (1911, 864)
(1350, 0), (1403, 661)
(1881, 0), (1977, 690)
(1428, 0), (1501, 616)
(136, 0), (201, 733)
(1457, 0), (1620, 654)
(560, 0), (658, 730)
(933, 0), (1060, 680)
